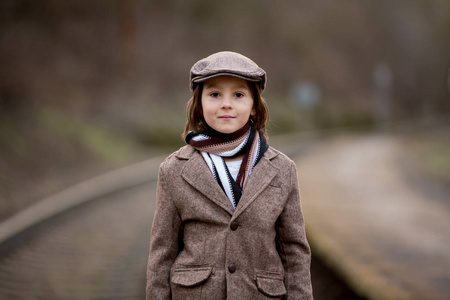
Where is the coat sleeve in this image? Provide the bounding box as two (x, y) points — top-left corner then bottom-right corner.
(146, 163), (182, 300)
(276, 163), (313, 300)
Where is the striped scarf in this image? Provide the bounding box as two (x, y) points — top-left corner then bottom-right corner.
(186, 122), (268, 208)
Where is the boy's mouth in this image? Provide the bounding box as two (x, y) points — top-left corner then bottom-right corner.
(218, 115), (235, 119)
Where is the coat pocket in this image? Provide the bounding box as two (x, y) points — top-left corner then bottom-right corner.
(255, 269), (287, 298)
(170, 265), (213, 299)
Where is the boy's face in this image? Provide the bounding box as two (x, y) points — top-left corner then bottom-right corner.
(201, 76), (255, 134)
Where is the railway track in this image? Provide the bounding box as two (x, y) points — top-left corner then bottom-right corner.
(0, 180), (156, 299)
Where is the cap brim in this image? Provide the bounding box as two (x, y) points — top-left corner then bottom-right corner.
(192, 72), (260, 83)
(191, 72), (263, 91)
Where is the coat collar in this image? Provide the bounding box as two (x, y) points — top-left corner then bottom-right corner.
(179, 146), (235, 215)
(177, 145), (280, 218)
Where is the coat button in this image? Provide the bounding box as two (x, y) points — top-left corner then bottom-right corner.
(228, 264), (236, 273)
(230, 222), (239, 231)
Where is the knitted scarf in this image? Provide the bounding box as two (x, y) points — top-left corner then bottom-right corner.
(186, 122), (268, 208)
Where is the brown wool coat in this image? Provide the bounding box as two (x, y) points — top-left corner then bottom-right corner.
(146, 145), (313, 300)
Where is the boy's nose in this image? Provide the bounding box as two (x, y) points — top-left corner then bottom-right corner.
(221, 96), (232, 109)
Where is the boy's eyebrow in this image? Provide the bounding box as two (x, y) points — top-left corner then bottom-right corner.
(203, 83), (249, 90)
(234, 84), (249, 90)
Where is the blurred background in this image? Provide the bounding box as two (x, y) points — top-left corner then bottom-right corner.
(1, 0), (449, 299)
(1, 0), (450, 218)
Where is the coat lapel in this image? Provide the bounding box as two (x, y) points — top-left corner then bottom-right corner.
(179, 148), (235, 215)
(232, 148), (280, 220)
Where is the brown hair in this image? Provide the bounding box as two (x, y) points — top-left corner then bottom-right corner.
(182, 81), (270, 139)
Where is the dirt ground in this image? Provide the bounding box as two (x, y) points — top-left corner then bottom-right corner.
(296, 132), (450, 299)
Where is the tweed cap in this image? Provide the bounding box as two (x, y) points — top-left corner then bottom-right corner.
(190, 51), (266, 92)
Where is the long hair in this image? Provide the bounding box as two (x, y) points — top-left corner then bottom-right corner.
(182, 81), (269, 139)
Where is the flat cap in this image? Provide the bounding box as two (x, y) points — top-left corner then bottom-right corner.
(190, 51), (266, 92)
